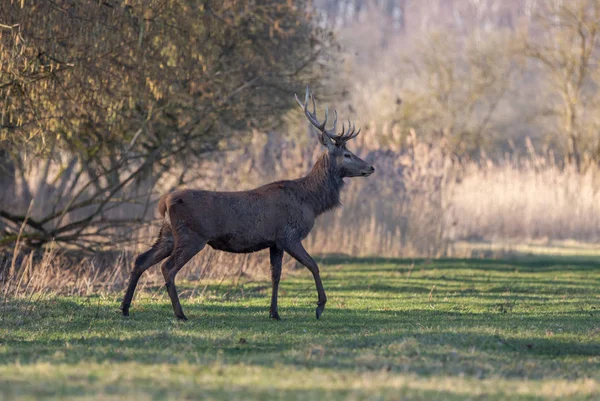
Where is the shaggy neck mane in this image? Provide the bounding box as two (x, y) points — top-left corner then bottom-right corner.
(298, 153), (344, 216)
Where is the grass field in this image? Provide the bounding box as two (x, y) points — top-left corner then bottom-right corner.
(1, 255), (599, 400)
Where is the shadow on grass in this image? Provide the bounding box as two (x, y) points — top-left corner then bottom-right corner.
(2, 296), (599, 381)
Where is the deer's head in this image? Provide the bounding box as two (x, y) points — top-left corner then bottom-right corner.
(295, 87), (375, 178)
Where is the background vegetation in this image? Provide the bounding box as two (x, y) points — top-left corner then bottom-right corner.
(2, 2), (600, 400)
(2, 0), (600, 287)
(3, 1), (600, 282)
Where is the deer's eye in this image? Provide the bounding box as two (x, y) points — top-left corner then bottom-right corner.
(344, 153), (352, 159)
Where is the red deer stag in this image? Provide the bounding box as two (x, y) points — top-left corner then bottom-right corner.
(121, 87), (375, 321)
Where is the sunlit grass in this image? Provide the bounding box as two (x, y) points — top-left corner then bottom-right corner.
(1, 256), (599, 400)
(454, 240), (600, 257)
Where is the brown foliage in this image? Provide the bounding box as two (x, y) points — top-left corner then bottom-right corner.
(0, 0), (334, 249)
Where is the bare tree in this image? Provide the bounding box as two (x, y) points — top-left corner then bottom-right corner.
(523, 0), (600, 169)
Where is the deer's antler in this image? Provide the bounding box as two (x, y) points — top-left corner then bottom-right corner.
(295, 86), (360, 146)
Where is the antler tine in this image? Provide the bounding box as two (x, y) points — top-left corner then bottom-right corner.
(296, 86), (327, 131)
(294, 93), (304, 109)
(294, 87), (308, 110)
(305, 85), (310, 108)
(332, 109), (338, 129)
(322, 109), (338, 139)
(346, 119), (353, 138)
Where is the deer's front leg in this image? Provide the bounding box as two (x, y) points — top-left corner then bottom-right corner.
(283, 241), (327, 319)
(269, 246), (284, 320)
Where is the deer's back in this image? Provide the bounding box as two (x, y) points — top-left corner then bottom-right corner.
(161, 181), (315, 253)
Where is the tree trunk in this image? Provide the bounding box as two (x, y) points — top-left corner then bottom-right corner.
(0, 149), (16, 205)
(568, 133), (581, 172)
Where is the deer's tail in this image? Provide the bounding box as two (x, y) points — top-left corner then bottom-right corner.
(157, 193), (173, 228)
(158, 193), (169, 218)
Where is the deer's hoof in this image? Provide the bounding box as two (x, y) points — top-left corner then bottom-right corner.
(120, 304), (130, 316)
(270, 312), (282, 321)
(315, 305), (325, 320)
(176, 314), (188, 321)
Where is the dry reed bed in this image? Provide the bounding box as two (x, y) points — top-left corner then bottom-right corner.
(451, 160), (600, 242)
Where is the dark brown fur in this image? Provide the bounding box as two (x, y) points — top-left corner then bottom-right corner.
(121, 90), (374, 321)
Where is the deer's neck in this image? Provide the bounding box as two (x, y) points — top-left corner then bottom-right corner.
(299, 153), (344, 216)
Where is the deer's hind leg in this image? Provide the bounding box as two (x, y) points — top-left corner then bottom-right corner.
(121, 224), (174, 316)
(161, 229), (205, 321)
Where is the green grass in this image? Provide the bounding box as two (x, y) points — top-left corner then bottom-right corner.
(1, 256), (599, 400)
